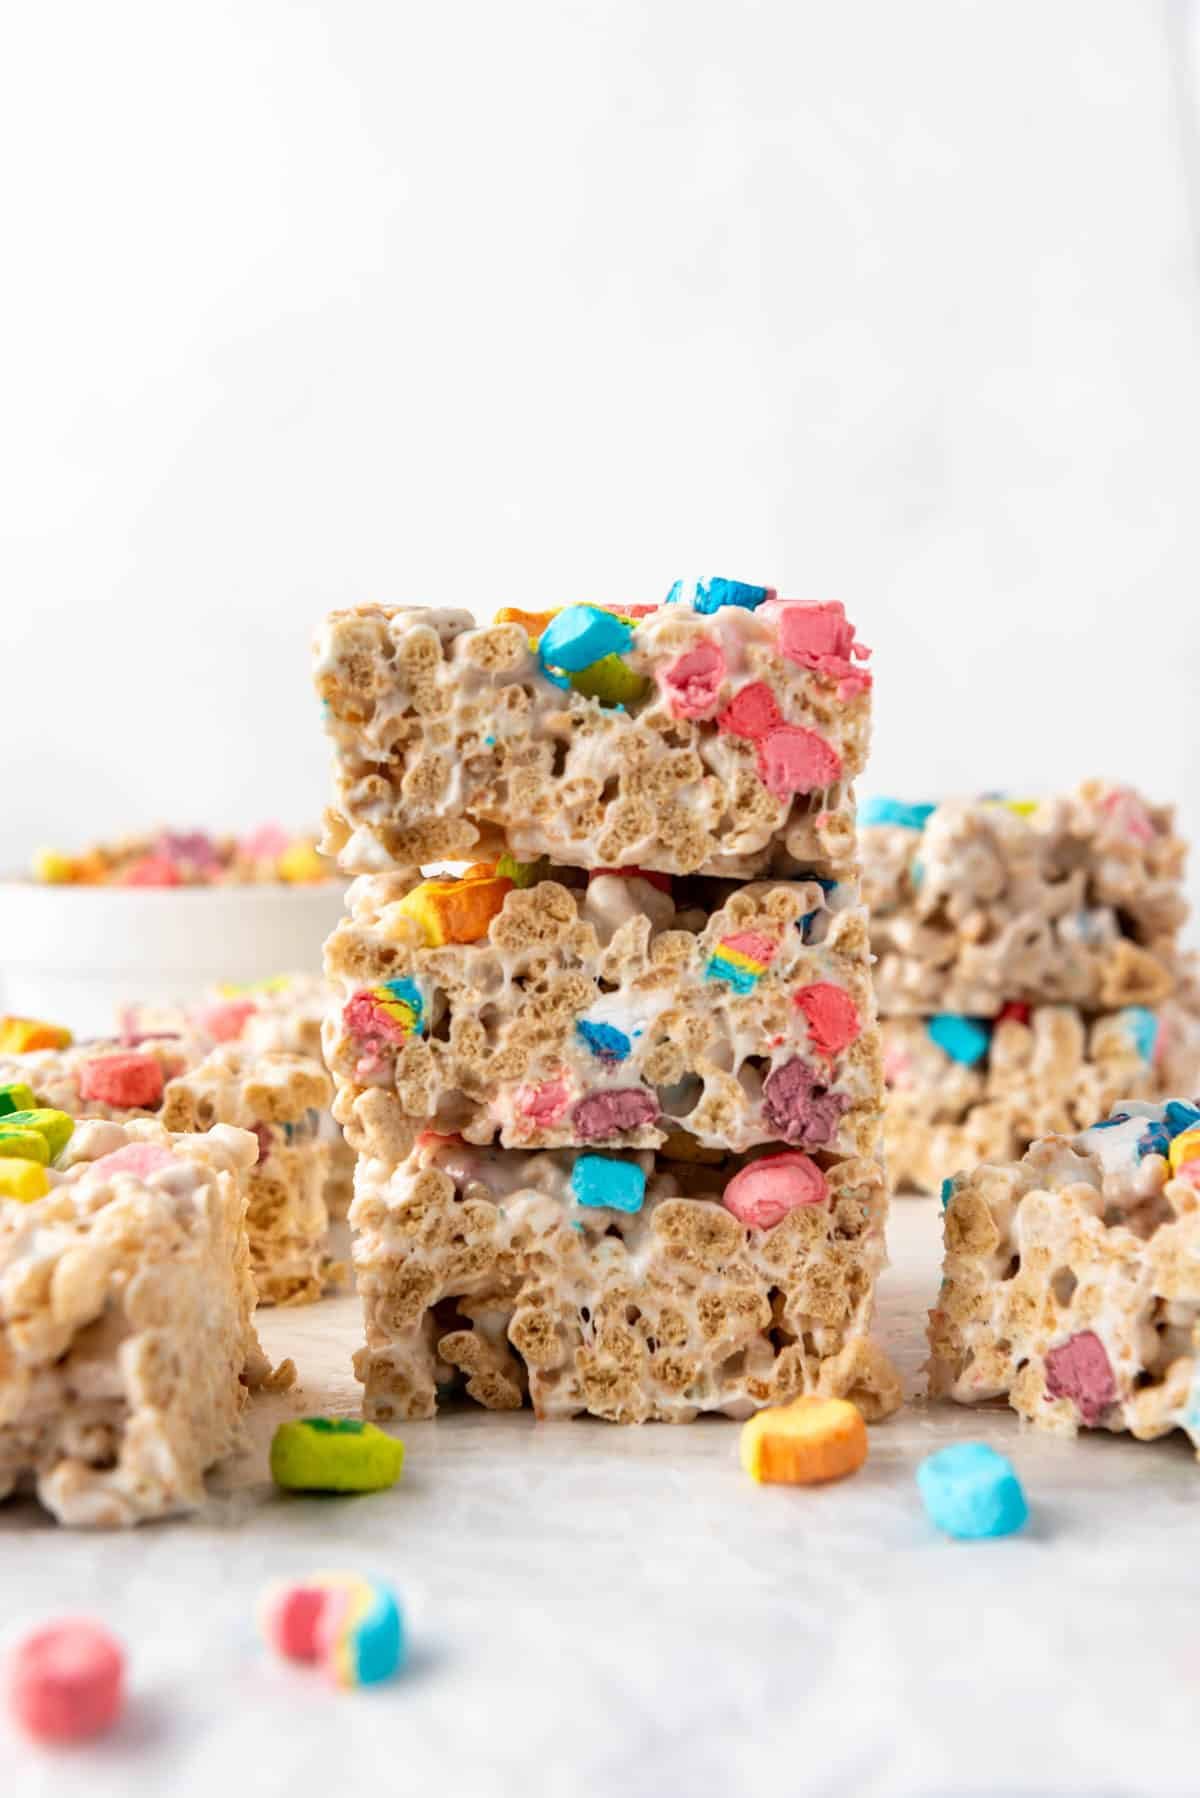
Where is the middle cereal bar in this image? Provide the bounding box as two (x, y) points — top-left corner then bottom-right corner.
(324, 863), (881, 1161)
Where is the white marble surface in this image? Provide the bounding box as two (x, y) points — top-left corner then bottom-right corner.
(3, 1199), (1199, 1798)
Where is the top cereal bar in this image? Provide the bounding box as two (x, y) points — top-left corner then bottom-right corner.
(313, 581), (872, 878)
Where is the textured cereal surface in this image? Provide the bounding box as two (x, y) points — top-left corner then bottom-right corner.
(118, 976), (354, 1219)
(863, 784), (1187, 1016)
(884, 1000), (1200, 1193)
(162, 1046), (334, 1307)
(929, 1101), (1200, 1449)
(351, 1138), (898, 1425)
(0, 1118), (274, 1526)
(314, 601), (871, 878)
(325, 866), (881, 1159)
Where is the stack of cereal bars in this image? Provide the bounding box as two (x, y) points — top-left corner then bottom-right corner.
(314, 579), (900, 1423)
(860, 786), (1200, 1194)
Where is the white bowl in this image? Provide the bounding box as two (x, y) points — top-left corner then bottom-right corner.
(0, 881), (347, 1038)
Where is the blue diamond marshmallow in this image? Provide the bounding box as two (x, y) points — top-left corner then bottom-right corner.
(917, 1442), (1029, 1540)
(570, 1154), (647, 1214)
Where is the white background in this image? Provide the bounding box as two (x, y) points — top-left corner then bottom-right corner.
(2, 0), (1200, 910)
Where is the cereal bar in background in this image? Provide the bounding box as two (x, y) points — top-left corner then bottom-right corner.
(314, 581), (899, 1423)
(0, 1032), (337, 1304)
(161, 1045), (337, 1307)
(882, 997), (1200, 1193)
(860, 786), (1200, 1193)
(929, 1099), (1200, 1452)
(118, 974), (354, 1217)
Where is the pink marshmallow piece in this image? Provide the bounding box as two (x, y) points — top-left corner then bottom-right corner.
(571, 1088), (659, 1140)
(77, 1052), (165, 1110)
(658, 639), (726, 720)
(722, 1151), (828, 1230)
(717, 681), (782, 743)
(518, 1077), (571, 1126)
(9, 1620), (125, 1744)
(261, 1584), (331, 1663)
(240, 823), (292, 862)
(755, 726), (842, 800)
(195, 997), (258, 1043)
(88, 1144), (177, 1181)
(1044, 1330), (1116, 1425)
(793, 983), (861, 1060)
(767, 600), (855, 661)
(764, 601), (873, 699)
(721, 930), (778, 966)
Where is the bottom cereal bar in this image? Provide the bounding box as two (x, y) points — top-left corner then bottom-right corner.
(929, 1100), (1200, 1448)
(161, 1046), (336, 1306)
(882, 1000), (1200, 1193)
(351, 1137), (899, 1424)
(0, 1118), (281, 1526)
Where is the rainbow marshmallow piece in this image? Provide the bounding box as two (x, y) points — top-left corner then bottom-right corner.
(261, 1572), (406, 1688)
(704, 931), (778, 995)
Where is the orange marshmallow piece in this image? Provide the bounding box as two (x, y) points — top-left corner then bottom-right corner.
(494, 606), (561, 640)
(0, 1016), (73, 1054)
(740, 1396), (868, 1486)
(395, 873), (514, 945)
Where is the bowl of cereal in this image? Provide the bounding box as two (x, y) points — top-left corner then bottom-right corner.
(0, 827), (346, 1036)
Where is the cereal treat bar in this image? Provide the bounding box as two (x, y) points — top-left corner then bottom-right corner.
(118, 977), (355, 1219)
(161, 1046), (335, 1307)
(929, 1100), (1200, 1450)
(324, 863), (881, 1162)
(883, 999), (1200, 1194)
(351, 1135), (899, 1424)
(314, 588), (873, 879)
(861, 785), (1188, 1016)
(0, 1118), (278, 1526)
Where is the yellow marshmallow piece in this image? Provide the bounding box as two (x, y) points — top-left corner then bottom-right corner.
(31, 848), (77, 883)
(277, 842), (327, 884)
(1169, 1129), (1200, 1173)
(0, 1159), (50, 1203)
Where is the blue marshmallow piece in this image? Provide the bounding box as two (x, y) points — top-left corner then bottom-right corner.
(576, 1020), (632, 1062)
(917, 1442), (1028, 1540)
(349, 1584), (407, 1686)
(859, 796), (937, 831)
(538, 605), (632, 674)
(1165, 1100), (1200, 1138)
(940, 1177), (954, 1210)
(927, 1013), (991, 1067)
(1120, 1004), (1159, 1063)
(665, 577), (771, 615)
(570, 1153), (647, 1214)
